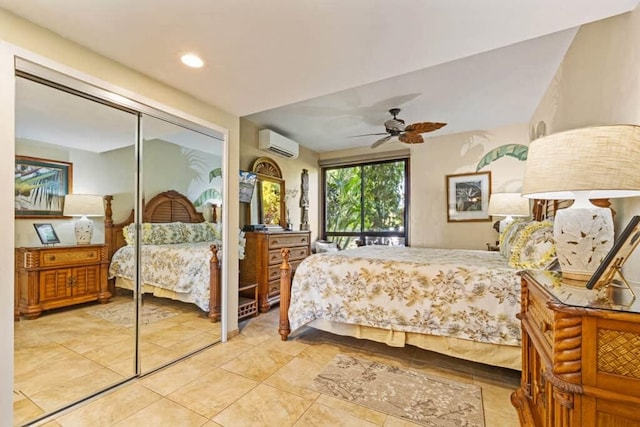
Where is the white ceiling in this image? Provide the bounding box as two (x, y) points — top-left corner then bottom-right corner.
(3, 0), (639, 152)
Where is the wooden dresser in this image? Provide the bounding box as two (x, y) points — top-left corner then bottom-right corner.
(15, 244), (111, 319)
(512, 270), (640, 427)
(240, 230), (310, 312)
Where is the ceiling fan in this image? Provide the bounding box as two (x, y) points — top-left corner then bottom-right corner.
(352, 108), (447, 149)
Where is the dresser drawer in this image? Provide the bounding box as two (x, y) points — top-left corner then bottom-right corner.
(267, 246), (309, 265)
(39, 247), (102, 267)
(267, 260), (303, 283)
(267, 233), (310, 249)
(526, 286), (554, 354)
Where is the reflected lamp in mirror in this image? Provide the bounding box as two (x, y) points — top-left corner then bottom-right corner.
(487, 193), (530, 233)
(63, 194), (104, 245)
(522, 125), (640, 283)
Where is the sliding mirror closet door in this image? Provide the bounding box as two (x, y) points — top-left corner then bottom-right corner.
(138, 114), (223, 374)
(14, 74), (138, 425)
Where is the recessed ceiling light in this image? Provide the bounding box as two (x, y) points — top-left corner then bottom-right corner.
(181, 53), (204, 68)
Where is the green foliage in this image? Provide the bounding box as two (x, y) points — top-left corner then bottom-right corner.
(475, 144), (529, 171)
(363, 163), (404, 230)
(325, 161), (405, 249)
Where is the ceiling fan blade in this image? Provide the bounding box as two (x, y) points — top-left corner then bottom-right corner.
(404, 122), (447, 133)
(349, 132), (389, 138)
(371, 135), (393, 149)
(399, 132), (424, 144)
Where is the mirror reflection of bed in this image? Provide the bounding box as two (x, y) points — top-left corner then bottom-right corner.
(13, 71), (226, 425)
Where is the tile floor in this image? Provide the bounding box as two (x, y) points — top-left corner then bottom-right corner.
(15, 303), (522, 426)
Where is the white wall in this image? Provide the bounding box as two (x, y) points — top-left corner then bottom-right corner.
(239, 118), (320, 240)
(530, 7), (640, 283)
(1, 10), (240, 424)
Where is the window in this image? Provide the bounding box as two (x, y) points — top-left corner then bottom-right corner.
(322, 158), (409, 249)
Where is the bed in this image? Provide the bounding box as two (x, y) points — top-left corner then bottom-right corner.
(277, 199), (583, 370)
(104, 190), (224, 322)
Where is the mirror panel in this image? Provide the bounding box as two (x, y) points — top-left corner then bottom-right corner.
(138, 114), (223, 374)
(250, 157), (285, 227)
(14, 75), (138, 425)
(258, 177), (284, 226)
(14, 69), (227, 425)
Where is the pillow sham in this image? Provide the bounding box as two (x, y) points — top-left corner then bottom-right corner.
(499, 219), (531, 258)
(141, 222), (188, 245)
(123, 223), (136, 246)
(508, 220), (556, 269)
(184, 222), (221, 242)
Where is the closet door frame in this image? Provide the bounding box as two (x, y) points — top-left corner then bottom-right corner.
(3, 46), (231, 423)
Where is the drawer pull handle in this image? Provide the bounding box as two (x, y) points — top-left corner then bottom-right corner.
(540, 320), (551, 333)
(48, 255), (56, 261)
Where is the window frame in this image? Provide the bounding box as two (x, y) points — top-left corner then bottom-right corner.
(321, 157), (410, 248)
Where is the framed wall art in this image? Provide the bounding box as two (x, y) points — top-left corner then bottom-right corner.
(446, 171), (492, 222)
(15, 156), (72, 218)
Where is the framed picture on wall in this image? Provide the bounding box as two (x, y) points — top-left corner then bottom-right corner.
(446, 171), (492, 222)
(15, 156), (72, 218)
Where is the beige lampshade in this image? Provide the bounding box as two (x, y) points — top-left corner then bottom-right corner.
(521, 124), (640, 282)
(63, 194), (104, 217)
(488, 193), (530, 217)
(522, 125), (640, 199)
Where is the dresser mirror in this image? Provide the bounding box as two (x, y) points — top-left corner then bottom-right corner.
(250, 156), (285, 227)
(14, 62), (226, 425)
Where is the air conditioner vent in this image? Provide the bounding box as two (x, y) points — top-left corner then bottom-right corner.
(258, 129), (299, 159)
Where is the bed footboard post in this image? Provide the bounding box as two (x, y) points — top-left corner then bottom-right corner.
(279, 248), (292, 341)
(209, 244), (221, 323)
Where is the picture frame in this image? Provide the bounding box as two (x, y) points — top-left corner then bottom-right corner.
(239, 170), (258, 203)
(33, 223), (61, 245)
(15, 156), (73, 218)
(586, 215), (640, 290)
(446, 171), (492, 222)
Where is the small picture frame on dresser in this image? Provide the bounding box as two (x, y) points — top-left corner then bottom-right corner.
(33, 223), (60, 245)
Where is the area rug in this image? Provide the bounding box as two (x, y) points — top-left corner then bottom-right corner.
(308, 354), (485, 427)
(86, 302), (179, 328)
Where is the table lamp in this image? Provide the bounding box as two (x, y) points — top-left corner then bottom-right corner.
(521, 125), (640, 282)
(487, 193), (530, 233)
(63, 194), (104, 245)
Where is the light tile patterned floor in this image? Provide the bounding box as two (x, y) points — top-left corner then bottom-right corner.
(16, 304), (522, 426)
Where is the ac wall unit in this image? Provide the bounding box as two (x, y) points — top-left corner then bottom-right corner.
(258, 129), (299, 159)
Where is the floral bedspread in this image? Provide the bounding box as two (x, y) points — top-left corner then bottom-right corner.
(288, 246), (522, 346)
(108, 242), (220, 311)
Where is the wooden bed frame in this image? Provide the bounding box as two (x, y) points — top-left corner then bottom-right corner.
(276, 198), (613, 368)
(104, 190), (222, 322)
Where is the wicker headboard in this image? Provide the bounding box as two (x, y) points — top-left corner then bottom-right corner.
(104, 190), (205, 261)
(532, 198), (612, 221)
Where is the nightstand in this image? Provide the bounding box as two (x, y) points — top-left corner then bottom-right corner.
(15, 244), (111, 319)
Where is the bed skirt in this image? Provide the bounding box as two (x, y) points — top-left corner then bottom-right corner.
(303, 318), (521, 370)
(114, 277), (199, 306)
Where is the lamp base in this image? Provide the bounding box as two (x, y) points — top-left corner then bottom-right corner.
(74, 216), (94, 245)
(553, 205), (613, 280)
